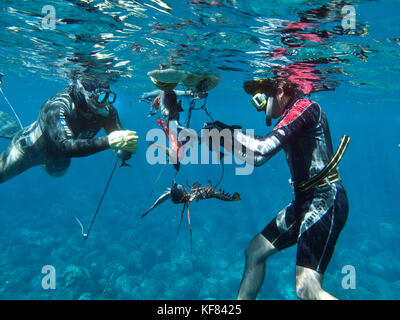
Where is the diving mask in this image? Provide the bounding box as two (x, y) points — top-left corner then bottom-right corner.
(77, 80), (116, 108)
(251, 93), (267, 111)
(251, 93), (274, 126)
(77, 80), (116, 116)
(89, 88), (117, 106)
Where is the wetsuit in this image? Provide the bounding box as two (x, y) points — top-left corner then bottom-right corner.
(234, 97), (348, 273)
(0, 86), (122, 183)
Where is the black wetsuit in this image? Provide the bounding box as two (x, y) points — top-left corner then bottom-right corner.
(0, 86), (122, 182)
(234, 97), (348, 273)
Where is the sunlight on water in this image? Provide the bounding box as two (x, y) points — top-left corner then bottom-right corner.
(1, 0), (397, 92)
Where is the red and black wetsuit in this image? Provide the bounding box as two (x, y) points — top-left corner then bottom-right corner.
(234, 97), (348, 273)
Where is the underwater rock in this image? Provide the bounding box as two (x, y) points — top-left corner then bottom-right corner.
(115, 274), (137, 295)
(173, 272), (203, 299)
(274, 259), (295, 299)
(149, 262), (179, 282)
(160, 286), (176, 300)
(78, 292), (92, 300)
(0, 253), (7, 269)
(366, 260), (385, 275)
(333, 246), (364, 270)
(377, 222), (397, 241)
(356, 239), (381, 256)
(352, 286), (377, 300)
(15, 228), (48, 247)
(141, 243), (170, 270)
(366, 250), (400, 281)
(277, 281), (296, 300)
(139, 277), (165, 299)
(61, 265), (90, 290)
(126, 253), (144, 274)
(360, 276), (392, 299)
(198, 278), (219, 300)
(220, 271), (242, 295)
(390, 280), (400, 298)
(51, 247), (75, 262)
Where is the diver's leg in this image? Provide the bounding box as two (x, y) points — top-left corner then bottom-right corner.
(44, 157), (70, 177)
(295, 185), (348, 300)
(295, 266), (337, 300)
(237, 233), (277, 300)
(238, 202), (300, 300)
(0, 143), (36, 183)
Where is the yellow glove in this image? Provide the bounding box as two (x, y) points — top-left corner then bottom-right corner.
(108, 130), (138, 154)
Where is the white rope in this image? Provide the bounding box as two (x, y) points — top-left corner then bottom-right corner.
(0, 87), (23, 129)
(74, 216), (88, 238)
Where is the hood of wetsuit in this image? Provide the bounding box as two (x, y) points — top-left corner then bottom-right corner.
(74, 78), (116, 117)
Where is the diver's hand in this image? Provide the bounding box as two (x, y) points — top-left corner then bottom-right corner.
(203, 121), (241, 133)
(108, 130), (138, 154)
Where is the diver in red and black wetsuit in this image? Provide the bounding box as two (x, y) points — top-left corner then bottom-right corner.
(202, 0), (362, 300)
(205, 78), (349, 300)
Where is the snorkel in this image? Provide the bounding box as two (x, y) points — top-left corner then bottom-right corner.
(265, 95), (274, 126)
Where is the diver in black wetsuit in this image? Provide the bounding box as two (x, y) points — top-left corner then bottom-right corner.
(205, 79), (349, 300)
(0, 77), (138, 183)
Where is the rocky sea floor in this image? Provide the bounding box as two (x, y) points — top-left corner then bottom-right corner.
(0, 186), (399, 300)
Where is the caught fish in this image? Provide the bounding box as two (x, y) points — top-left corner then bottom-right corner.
(142, 181), (240, 217)
(142, 181), (241, 253)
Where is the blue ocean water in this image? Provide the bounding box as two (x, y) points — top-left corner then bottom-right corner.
(0, 0), (399, 300)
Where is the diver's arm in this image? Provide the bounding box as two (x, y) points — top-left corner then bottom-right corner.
(175, 90), (208, 100)
(103, 105), (123, 134)
(232, 100), (321, 163)
(233, 131), (282, 165)
(141, 89), (198, 100)
(174, 90), (195, 97)
(233, 145), (270, 167)
(140, 90), (163, 101)
(103, 105), (133, 161)
(44, 103), (110, 157)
